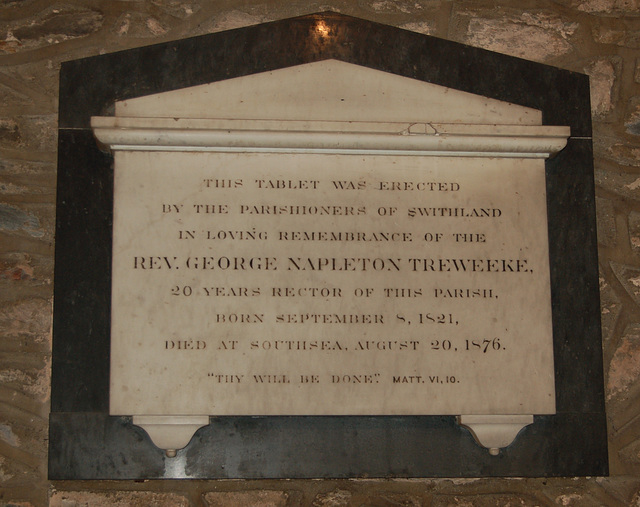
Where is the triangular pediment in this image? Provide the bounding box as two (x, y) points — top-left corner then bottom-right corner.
(115, 59), (541, 125)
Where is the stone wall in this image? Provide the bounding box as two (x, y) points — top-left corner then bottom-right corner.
(1, 0), (639, 505)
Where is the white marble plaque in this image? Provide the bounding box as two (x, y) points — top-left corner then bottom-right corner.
(93, 60), (570, 452)
(109, 150), (555, 417)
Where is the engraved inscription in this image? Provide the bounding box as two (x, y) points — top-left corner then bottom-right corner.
(109, 152), (555, 417)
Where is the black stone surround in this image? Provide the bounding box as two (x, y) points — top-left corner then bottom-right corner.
(50, 12), (608, 479)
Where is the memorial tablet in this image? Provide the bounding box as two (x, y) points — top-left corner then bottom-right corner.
(92, 60), (569, 455)
(51, 12), (608, 480)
